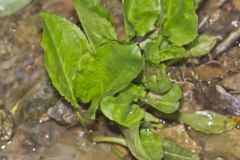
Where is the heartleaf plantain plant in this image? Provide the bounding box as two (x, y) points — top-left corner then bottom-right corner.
(40, 0), (236, 159)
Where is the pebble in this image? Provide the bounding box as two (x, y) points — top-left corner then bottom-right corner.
(0, 61), (11, 70)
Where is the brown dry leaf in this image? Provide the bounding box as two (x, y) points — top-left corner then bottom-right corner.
(221, 73), (240, 91)
(194, 61), (225, 81)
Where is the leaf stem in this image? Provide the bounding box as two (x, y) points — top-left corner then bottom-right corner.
(91, 135), (127, 147)
(74, 110), (85, 126)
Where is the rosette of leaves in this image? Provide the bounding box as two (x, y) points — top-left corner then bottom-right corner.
(40, 0), (235, 159)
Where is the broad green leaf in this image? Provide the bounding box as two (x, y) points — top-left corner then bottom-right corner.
(101, 84), (146, 127)
(163, 139), (200, 160)
(188, 35), (220, 57)
(122, 123), (152, 160)
(40, 13), (90, 109)
(123, 0), (162, 37)
(142, 63), (172, 94)
(140, 128), (164, 160)
(162, 0), (198, 46)
(179, 110), (237, 134)
(0, 0), (32, 17)
(73, 43), (143, 119)
(73, 0), (117, 49)
(144, 85), (182, 113)
(145, 42), (187, 64)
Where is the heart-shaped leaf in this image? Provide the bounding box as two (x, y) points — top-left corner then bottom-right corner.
(144, 85), (182, 113)
(101, 84), (146, 127)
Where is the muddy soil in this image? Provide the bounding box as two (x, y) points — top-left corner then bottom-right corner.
(0, 0), (240, 160)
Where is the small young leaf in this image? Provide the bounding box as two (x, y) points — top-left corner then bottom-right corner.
(73, 0), (117, 49)
(101, 84), (146, 127)
(162, 0), (198, 46)
(123, 0), (162, 37)
(101, 100), (144, 127)
(144, 85), (182, 113)
(163, 138), (200, 160)
(140, 128), (164, 160)
(145, 42), (187, 64)
(40, 12), (90, 109)
(73, 43), (143, 119)
(142, 63), (172, 94)
(120, 84), (147, 101)
(144, 42), (160, 64)
(122, 123), (152, 160)
(157, 45), (187, 62)
(188, 35), (220, 57)
(179, 110), (237, 134)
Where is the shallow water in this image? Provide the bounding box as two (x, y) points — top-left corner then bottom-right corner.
(0, 0), (240, 159)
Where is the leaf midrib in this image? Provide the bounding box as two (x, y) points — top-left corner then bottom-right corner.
(43, 19), (77, 107)
(164, 150), (199, 160)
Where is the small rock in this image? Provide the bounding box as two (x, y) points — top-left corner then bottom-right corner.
(16, 78), (58, 123)
(157, 125), (202, 154)
(0, 61), (11, 70)
(196, 85), (240, 115)
(221, 73), (240, 91)
(203, 130), (240, 159)
(0, 109), (14, 143)
(39, 128), (119, 160)
(48, 100), (78, 125)
(29, 122), (64, 146)
(0, 155), (8, 160)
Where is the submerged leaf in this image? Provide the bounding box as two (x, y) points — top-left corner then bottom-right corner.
(140, 128), (164, 160)
(101, 84), (146, 127)
(188, 35), (220, 57)
(73, 0), (117, 49)
(102, 102), (144, 127)
(179, 110), (237, 134)
(122, 123), (152, 160)
(41, 12), (90, 109)
(142, 63), (172, 94)
(0, 0), (32, 17)
(123, 0), (162, 37)
(162, 0), (198, 46)
(144, 85), (182, 113)
(73, 43), (143, 119)
(163, 139), (200, 160)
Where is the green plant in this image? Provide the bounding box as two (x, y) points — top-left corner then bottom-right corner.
(40, 0), (236, 159)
